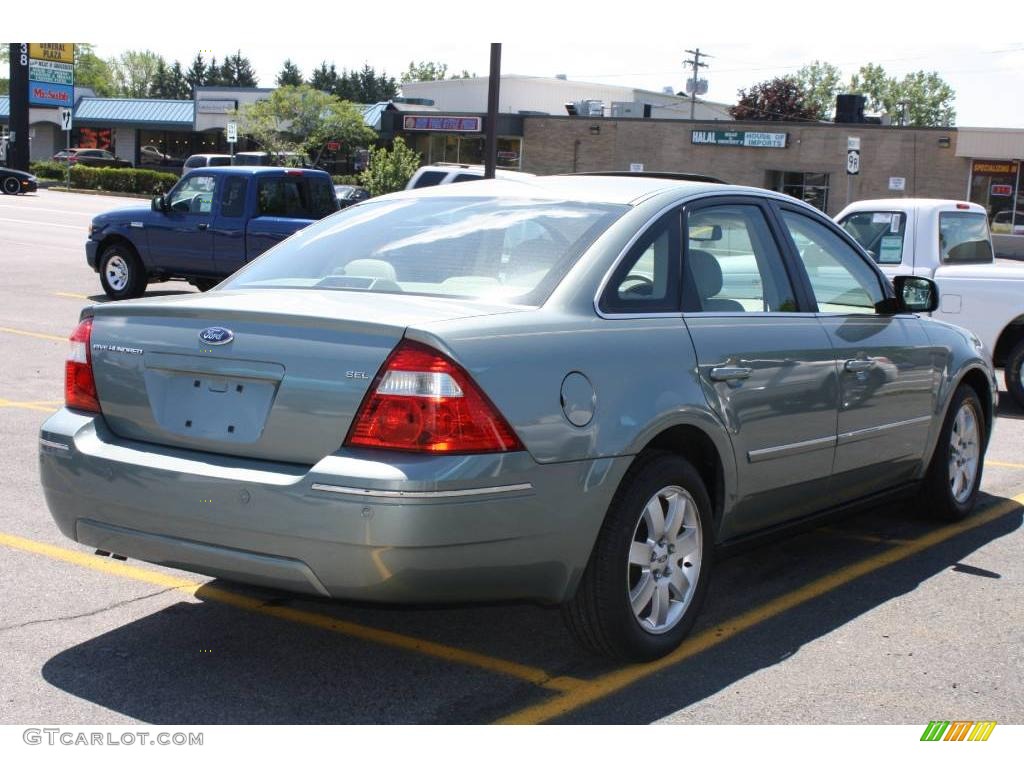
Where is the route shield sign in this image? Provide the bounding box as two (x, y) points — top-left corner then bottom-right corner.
(846, 149), (861, 175)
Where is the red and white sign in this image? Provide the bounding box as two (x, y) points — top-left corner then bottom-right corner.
(991, 184), (1014, 197)
(326, 141), (341, 152)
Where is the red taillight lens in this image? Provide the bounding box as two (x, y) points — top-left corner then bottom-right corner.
(345, 340), (523, 454)
(65, 318), (101, 413)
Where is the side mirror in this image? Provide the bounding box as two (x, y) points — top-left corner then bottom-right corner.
(151, 194), (167, 213)
(893, 275), (939, 313)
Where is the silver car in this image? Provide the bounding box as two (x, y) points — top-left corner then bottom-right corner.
(40, 176), (996, 660)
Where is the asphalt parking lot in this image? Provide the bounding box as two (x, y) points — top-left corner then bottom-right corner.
(1, 189), (1022, 725)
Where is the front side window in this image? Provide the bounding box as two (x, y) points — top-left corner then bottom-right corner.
(167, 174), (216, 215)
(684, 204), (796, 313)
(781, 210), (884, 314)
(840, 211), (907, 264)
(226, 197), (626, 306)
(939, 212), (992, 263)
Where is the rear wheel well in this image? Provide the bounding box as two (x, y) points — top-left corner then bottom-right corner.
(641, 425), (725, 526)
(958, 368), (993, 439)
(992, 318), (1024, 368)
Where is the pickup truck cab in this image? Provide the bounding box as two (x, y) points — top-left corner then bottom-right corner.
(837, 198), (1024, 407)
(87, 167), (338, 300)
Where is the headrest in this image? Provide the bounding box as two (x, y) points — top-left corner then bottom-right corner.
(688, 249), (722, 298)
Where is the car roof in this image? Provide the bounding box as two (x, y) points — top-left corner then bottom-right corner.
(839, 198), (987, 216)
(186, 166), (331, 177)
(387, 174), (806, 207)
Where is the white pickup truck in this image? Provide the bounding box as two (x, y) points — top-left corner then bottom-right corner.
(836, 199), (1024, 408)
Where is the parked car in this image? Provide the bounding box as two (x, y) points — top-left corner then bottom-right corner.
(51, 148), (132, 168)
(233, 151), (312, 168)
(139, 145), (180, 167)
(405, 163), (535, 190)
(182, 154), (233, 175)
(42, 176), (995, 661)
(990, 209), (1024, 236)
(85, 167), (339, 299)
(0, 168), (38, 195)
(334, 184), (370, 208)
(837, 198), (1024, 407)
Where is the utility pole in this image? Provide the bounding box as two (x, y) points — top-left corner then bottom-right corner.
(484, 43), (502, 180)
(8, 44), (31, 171)
(683, 48), (711, 121)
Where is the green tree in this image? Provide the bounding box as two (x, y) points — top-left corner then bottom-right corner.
(185, 53), (207, 92)
(359, 137), (421, 196)
(109, 50), (164, 97)
(277, 59), (303, 87)
(205, 56), (225, 86)
(233, 84), (376, 166)
(168, 61), (190, 99)
(75, 44), (117, 97)
(848, 63), (892, 114)
(308, 61), (339, 93)
(794, 60), (843, 120)
(401, 60), (447, 82)
(729, 77), (818, 122)
(148, 58), (171, 98)
(848, 63), (956, 126)
(220, 50), (258, 87)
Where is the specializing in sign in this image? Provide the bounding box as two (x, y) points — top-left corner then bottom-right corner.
(403, 115), (482, 133)
(691, 130), (788, 149)
(29, 82), (73, 106)
(29, 43), (74, 64)
(972, 160), (1018, 175)
(29, 59), (74, 86)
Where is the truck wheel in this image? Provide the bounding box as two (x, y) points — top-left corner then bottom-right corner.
(919, 384), (986, 521)
(2, 176), (21, 195)
(99, 244), (146, 300)
(1006, 339), (1024, 410)
(562, 452), (713, 661)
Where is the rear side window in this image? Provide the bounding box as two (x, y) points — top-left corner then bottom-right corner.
(185, 157), (204, 168)
(220, 176), (248, 217)
(452, 174), (480, 183)
(840, 211), (907, 264)
(210, 157), (232, 167)
(257, 177), (335, 219)
(599, 210), (681, 314)
(411, 171), (447, 188)
(940, 212), (992, 263)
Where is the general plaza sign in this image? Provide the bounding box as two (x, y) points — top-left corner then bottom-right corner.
(691, 130), (789, 149)
(403, 116), (482, 133)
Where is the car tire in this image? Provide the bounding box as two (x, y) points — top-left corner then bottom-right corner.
(563, 451), (714, 661)
(1005, 339), (1024, 410)
(919, 384), (987, 521)
(191, 278), (220, 292)
(99, 244), (147, 300)
(2, 176), (21, 195)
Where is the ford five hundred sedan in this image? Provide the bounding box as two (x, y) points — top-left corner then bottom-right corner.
(40, 175), (996, 660)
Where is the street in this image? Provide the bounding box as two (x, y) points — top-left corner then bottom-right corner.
(1, 189), (1022, 725)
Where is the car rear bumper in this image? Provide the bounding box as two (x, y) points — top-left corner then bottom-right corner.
(39, 408), (629, 604)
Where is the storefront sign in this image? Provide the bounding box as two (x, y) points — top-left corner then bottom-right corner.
(889, 177), (906, 191)
(29, 82), (73, 106)
(29, 43), (74, 64)
(972, 160), (1017, 175)
(403, 116), (482, 133)
(28, 59), (74, 86)
(691, 130), (788, 148)
(197, 99), (237, 114)
(991, 184), (1014, 197)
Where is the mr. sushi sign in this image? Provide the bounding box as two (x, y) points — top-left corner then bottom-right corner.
(28, 44), (75, 107)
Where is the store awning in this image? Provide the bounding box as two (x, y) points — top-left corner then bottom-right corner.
(956, 127), (1024, 160)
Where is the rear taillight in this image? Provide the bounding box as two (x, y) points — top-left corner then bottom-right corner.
(65, 318), (100, 413)
(345, 340), (523, 454)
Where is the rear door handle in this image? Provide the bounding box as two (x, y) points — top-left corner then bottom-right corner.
(710, 366), (752, 382)
(197, 223), (209, 230)
(844, 358), (876, 373)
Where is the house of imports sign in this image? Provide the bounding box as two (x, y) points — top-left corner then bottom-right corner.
(403, 116), (482, 132)
(28, 43), (74, 107)
(691, 130), (788, 149)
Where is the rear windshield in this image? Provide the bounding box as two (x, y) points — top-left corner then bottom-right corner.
(256, 177), (338, 219)
(224, 196), (627, 306)
(840, 211), (907, 264)
(939, 212), (992, 263)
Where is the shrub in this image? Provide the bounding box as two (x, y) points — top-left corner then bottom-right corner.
(358, 138), (422, 197)
(331, 174), (361, 186)
(69, 166), (179, 196)
(29, 161), (68, 180)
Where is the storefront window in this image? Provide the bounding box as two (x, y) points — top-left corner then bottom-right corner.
(74, 128), (113, 151)
(421, 134), (522, 170)
(765, 170), (830, 212)
(970, 159), (1023, 236)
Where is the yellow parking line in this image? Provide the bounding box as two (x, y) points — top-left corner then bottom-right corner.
(0, 399), (62, 413)
(987, 460), (1024, 470)
(495, 491), (1024, 724)
(0, 530), (582, 693)
(53, 291), (90, 300)
(0, 326), (65, 342)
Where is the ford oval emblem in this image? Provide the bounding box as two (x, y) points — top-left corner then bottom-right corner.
(199, 327), (234, 345)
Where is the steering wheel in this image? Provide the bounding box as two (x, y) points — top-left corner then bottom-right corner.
(619, 274), (655, 296)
